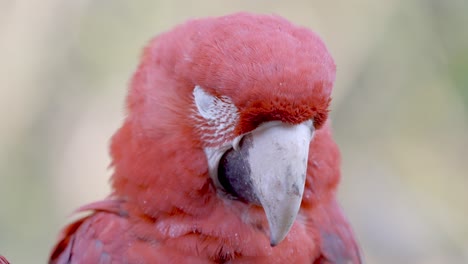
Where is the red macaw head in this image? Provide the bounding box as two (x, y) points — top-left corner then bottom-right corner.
(110, 13), (360, 262)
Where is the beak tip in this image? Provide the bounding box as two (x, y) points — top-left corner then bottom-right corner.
(270, 239), (278, 247)
(268, 229), (287, 247)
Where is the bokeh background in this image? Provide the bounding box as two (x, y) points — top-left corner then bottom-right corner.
(1, 0), (467, 263)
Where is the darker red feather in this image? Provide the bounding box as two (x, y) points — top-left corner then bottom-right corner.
(0, 255), (9, 264)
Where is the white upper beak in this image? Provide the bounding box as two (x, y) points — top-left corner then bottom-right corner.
(246, 121), (314, 245)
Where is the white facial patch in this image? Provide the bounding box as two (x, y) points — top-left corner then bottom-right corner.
(193, 85), (239, 146)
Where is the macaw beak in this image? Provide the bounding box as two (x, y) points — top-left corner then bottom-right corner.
(217, 120), (314, 246)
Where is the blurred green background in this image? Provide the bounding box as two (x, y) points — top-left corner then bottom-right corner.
(1, 0), (467, 263)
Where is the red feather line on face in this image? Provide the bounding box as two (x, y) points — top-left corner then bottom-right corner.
(237, 93), (331, 135)
(49, 12), (361, 263)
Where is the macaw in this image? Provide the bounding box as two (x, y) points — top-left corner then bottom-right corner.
(49, 13), (361, 263)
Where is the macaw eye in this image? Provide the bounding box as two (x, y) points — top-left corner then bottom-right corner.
(193, 85), (238, 122)
(193, 85), (239, 145)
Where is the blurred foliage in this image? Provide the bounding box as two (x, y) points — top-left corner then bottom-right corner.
(1, 0), (467, 263)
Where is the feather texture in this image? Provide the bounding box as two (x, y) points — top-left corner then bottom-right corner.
(50, 12), (361, 264)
